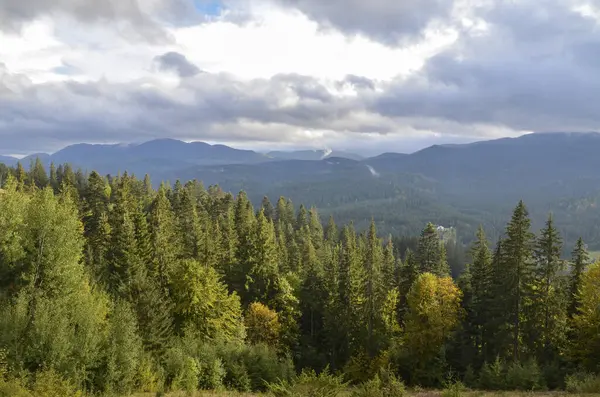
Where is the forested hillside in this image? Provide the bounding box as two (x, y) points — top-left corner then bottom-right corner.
(0, 162), (599, 396)
(5, 132), (600, 251)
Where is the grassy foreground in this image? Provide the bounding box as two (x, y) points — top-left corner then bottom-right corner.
(128, 391), (586, 397)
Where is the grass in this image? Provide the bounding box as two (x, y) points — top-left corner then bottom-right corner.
(128, 391), (587, 397)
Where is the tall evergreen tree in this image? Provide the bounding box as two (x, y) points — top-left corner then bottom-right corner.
(417, 223), (448, 276)
(501, 200), (536, 361)
(569, 237), (590, 319)
(530, 214), (566, 363)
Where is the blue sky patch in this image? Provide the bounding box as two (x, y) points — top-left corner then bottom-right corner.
(193, 0), (225, 16)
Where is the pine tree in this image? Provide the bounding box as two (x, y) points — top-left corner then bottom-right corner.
(469, 226), (493, 363)
(296, 204), (309, 231)
(398, 248), (419, 324)
(82, 171), (112, 284)
(417, 223), (447, 276)
(308, 207), (324, 252)
(362, 220), (384, 357)
(49, 162), (58, 192)
(530, 213), (566, 363)
(148, 184), (180, 294)
(568, 237), (590, 319)
(30, 157), (48, 189)
(245, 209), (279, 305)
(501, 200), (536, 361)
(275, 196), (294, 225)
(15, 161), (27, 188)
(299, 226), (326, 357)
(261, 196), (275, 221)
(325, 215), (339, 243)
(106, 176), (139, 295)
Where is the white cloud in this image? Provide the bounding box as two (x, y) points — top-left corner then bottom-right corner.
(174, 4), (457, 81)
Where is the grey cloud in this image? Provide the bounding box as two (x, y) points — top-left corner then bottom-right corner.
(154, 52), (202, 78)
(370, 0), (600, 133)
(272, 0), (455, 45)
(0, 65), (381, 154)
(0, 0), (171, 43)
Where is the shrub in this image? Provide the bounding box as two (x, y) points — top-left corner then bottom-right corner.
(0, 379), (32, 397)
(239, 343), (294, 391)
(565, 372), (600, 393)
(344, 350), (391, 384)
(352, 368), (406, 397)
(267, 367), (347, 397)
(164, 347), (199, 392)
(137, 353), (164, 393)
(478, 357), (505, 390)
(197, 354), (226, 390)
(505, 360), (544, 391)
(31, 369), (84, 397)
(441, 381), (466, 397)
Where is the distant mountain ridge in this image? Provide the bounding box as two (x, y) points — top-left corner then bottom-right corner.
(0, 139), (364, 173)
(267, 149), (363, 161)
(6, 132), (600, 249)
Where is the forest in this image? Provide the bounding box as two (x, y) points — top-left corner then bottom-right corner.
(0, 159), (599, 396)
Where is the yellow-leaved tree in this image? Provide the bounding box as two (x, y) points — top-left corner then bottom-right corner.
(570, 261), (600, 372)
(245, 302), (281, 347)
(402, 272), (463, 384)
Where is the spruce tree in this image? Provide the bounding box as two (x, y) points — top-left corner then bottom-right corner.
(148, 184), (180, 294)
(261, 196), (275, 220)
(531, 213), (566, 363)
(417, 222), (447, 276)
(501, 200), (536, 361)
(469, 226), (493, 363)
(569, 237), (590, 319)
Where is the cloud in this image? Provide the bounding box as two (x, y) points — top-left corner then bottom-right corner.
(154, 52), (202, 77)
(0, 0), (176, 43)
(370, 0), (600, 133)
(6, 0), (600, 156)
(270, 0), (456, 45)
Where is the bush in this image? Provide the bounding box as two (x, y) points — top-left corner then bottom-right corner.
(268, 367), (347, 397)
(478, 357), (505, 390)
(344, 350), (391, 384)
(352, 368), (405, 397)
(197, 353), (226, 390)
(31, 369), (84, 397)
(441, 381), (466, 397)
(214, 341), (293, 392)
(505, 360), (544, 391)
(164, 347), (199, 392)
(0, 379), (32, 397)
(239, 343), (294, 391)
(137, 353), (164, 393)
(565, 372), (600, 393)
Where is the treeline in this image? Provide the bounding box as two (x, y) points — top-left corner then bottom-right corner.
(0, 160), (599, 395)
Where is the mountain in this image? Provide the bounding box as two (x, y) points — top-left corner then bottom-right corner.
(6, 132), (600, 250)
(0, 156), (17, 166)
(158, 132), (600, 249)
(11, 139), (270, 176)
(267, 149), (363, 161)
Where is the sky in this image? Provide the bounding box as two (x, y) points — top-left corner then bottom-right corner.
(1, 0), (600, 155)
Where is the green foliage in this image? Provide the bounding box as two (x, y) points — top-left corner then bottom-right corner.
(478, 357), (505, 390)
(0, 379), (32, 397)
(267, 367), (347, 397)
(1, 161), (598, 394)
(31, 369), (84, 397)
(441, 381), (466, 397)
(100, 300), (143, 395)
(565, 372), (600, 393)
(504, 360), (545, 391)
(352, 368), (406, 397)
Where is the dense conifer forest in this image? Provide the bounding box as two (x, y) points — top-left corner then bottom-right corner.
(0, 160), (599, 396)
